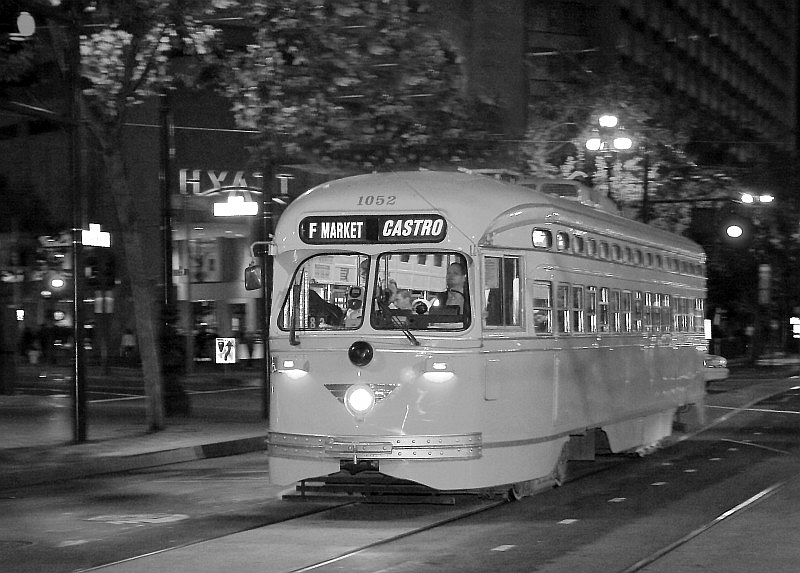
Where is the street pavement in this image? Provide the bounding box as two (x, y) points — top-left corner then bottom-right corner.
(1, 355), (800, 573)
(0, 361), (268, 490)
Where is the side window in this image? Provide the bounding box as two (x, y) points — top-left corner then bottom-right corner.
(573, 286), (585, 333)
(556, 232), (570, 251)
(484, 255), (522, 327)
(644, 292), (653, 332)
(694, 298), (705, 332)
(633, 291), (643, 331)
(651, 293), (662, 332)
(557, 284), (570, 333)
(661, 294), (671, 332)
(611, 289), (621, 332)
(532, 281), (552, 334)
(587, 286), (598, 332)
(599, 287), (610, 332)
(621, 291), (632, 332)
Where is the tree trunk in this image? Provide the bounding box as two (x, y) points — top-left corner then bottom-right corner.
(104, 145), (165, 431)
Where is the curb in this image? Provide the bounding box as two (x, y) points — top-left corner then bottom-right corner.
(0, 435), (268, 491)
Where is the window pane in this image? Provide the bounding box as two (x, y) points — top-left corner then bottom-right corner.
(573, 286), (585, 332)
(533, 281), (552, 333)
(557, 284), (570, 333)
(372, 253), (470, 331)
(484, 255), (521, 327)
(280, 254), (365, 331)
(532, 229), (552, 249)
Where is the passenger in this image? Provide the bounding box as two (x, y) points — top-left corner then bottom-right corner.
(391, 289), (413, 310)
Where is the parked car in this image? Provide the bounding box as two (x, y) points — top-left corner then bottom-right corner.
(703, 354), (729, 386)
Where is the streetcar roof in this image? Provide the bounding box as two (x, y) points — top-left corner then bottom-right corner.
(273, 170), (704, 258)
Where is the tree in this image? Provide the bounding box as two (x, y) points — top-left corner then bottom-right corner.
(11, 0), (229, 430)
(220, 0), (494, 170)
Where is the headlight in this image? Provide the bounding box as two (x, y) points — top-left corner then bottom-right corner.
(345, 384), (375, 417)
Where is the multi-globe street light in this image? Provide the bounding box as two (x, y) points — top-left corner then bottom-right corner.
(584, 114), (632, 200)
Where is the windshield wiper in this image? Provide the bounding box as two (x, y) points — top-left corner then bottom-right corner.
(376, 297), (419, 346)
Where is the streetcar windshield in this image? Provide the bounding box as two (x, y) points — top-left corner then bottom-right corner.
(277, 252), (470, 332)
(278, 254), (370, 331)
(371, 252), (470, 331)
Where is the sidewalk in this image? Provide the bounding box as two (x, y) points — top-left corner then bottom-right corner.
(0, 364), (269, 490)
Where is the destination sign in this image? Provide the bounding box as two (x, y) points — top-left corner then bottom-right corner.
(300, 215), (447, 244)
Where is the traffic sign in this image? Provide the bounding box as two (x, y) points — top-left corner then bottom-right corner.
(215, 337), (236, 364)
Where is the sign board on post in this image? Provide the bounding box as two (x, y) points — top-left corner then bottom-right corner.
(215, 337), (236, 364)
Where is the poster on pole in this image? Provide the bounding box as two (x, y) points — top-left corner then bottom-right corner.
(215, 337), (236, 364)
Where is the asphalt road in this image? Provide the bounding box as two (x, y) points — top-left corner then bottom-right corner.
(1, 372), (798, 573)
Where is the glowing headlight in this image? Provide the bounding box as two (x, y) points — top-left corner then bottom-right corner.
(345, 384), (375, 416)
(422, 359), (455, 383)
(273, 357), (309, 379)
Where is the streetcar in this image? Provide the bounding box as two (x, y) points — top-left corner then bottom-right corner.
(250, 170), (707, 495)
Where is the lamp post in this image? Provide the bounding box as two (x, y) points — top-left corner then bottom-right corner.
(585, 114), (632, 201)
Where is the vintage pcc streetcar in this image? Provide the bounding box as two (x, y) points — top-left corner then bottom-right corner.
(261, 170), (706, 495)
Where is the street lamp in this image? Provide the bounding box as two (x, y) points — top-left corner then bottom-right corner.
(585, 114), (633, 199)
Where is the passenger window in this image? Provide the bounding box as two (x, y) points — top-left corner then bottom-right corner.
(611, 289), (621, 332)
(587, 239), (597, 257)
(556, 232), (570, 251)
(661, 294), (671, 331)
(599, 242), (609, 259)
(557, 284), (570, 333)
(573, 286), (585, 333)
(633, 291), (643, 332)
(587, 286), (598, 332)
(532, 281), (552, 334)
(621, 291), (632, 332)
(484, 255), (522, 327)
(573, 235), (584, 255)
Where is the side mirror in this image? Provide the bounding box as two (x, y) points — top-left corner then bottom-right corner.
(244, 264), (262, 290)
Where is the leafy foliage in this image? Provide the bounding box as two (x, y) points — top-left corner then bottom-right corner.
(221, 0), (494, 169)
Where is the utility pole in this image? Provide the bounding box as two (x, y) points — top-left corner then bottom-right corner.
(67, 1), (87, 443)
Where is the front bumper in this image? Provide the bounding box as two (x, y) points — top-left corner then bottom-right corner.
(269, 432), (482, 461)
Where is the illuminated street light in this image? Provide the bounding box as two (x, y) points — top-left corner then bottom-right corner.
(740, 192), (775, 204)
(598, 114), (618, 128)
(10, 12), (36, 41)
(726, 224), (744, 238)
(613, 135), (633, 150)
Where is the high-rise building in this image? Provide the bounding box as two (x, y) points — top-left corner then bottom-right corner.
(439, 0), (798, 150)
